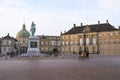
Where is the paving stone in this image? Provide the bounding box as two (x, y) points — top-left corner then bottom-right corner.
(0, 55), (120, 80)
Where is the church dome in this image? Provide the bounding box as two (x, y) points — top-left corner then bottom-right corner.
(16, 24), (30, 39)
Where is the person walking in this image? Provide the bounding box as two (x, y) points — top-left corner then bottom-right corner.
(81, 51), (85, 60)
(86, 51), (89, 59)
(78, 51), (82, 60)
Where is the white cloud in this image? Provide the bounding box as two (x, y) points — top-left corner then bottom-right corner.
(4, 0), (14, 2)
(0, 7), (4, 13)
(0, 0), (120, 37)
(98, 0), (120, 11)
(4, 0), (21, 3)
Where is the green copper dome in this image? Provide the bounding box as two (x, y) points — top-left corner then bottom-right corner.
(16, 24), (30, 39)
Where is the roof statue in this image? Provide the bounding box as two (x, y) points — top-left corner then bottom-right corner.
(30, 21), (36, 36)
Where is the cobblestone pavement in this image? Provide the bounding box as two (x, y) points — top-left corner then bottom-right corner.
(0, 55), (120, 80)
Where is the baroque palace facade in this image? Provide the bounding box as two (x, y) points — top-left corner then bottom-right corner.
(0, 20), (120, 55)
(61, 20), (120, 55)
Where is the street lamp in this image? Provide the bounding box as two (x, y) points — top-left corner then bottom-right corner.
(96, 28), (100, 54)
(82, 28), (86, 53)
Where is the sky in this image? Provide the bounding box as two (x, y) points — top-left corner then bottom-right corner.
(0, 0), (120, 37)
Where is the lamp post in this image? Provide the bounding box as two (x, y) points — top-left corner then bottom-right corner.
(82, 28), (86, 53)
(96, 29), (100, 54)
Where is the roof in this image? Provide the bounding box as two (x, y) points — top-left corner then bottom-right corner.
(2, 33), (17, 41)
(62, 23), (117, 35)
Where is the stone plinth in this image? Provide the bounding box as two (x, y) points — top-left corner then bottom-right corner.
(26, 36), (41, 57)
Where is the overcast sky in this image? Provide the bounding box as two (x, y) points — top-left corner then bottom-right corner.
(0, 0), (120, 37)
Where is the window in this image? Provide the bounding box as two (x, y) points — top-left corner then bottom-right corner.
(9, 48), (11, 51)
(23, 40), (25, 43)
(9, 41), (11, 45)
(66, 36), (68, 39)
(116, 32), (118, 35)
(41, 41), (44, 45)
(2, 41), (6, 45)
(45, 41), (48, 45)
(51, 41), (55, 45)
(45, 47), (48, 51)
(93, 38), (96, 45)
(62, 41), (64, 46)
(6, 41), (9, 45)
(57, 41), (61, 45)
(110, 39), (113, 44)
(71, 41), (73, 45)
(75, 41), (77, 45)
(20, 39), (23, 44)
(4, 48), (6, 52)
(41, 47), (44, 50)
(66, 41), (69, 45)
(80, 38), (83, 45)
(86, 38), (89, 45)
(110, 33), (113, 36)
(99, 34), (101, 37)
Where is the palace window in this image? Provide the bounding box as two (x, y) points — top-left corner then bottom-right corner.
(86, 38), (89, 45)
(116, 32), (118, 35)
(110, 39), (114, 44)
(93, 38), (96, 45)
(45, 47), (48, 51)
(41, 47), (44, 50)
(79, 38), (83, 45)
(45, 41), (48, 45)
(57, 41), (61, 45)
(51, 41), (56, 45)
(62, 41), (65, 46)
(74, 41), (77, 45)
(71, 41), (73, 45)
(3, 48), (6, 52)
(6, 41), (9, 45)
(99, 34), (101, 37)
(110, 33), (113, 36)
(66, 41), (69, 45)
(41, 41), (44, 45)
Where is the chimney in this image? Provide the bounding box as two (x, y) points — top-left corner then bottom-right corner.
(73, 24), (76, 27)
(80, 23), (83, 26)
(64, 30), (66, 33)
(61, 31), (63, 35)
(7, 33), (10, 36)
(98, 20), (100, 25)
(106, 19), (109, 23)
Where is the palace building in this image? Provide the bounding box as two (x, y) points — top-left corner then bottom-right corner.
(61, 20), (120, 55)
(1, 20), (120, 55)
(1, 33), (17, 55)
(38, 35), (61, 54)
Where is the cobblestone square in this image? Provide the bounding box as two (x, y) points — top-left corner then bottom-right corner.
(0, 55), (120, 80)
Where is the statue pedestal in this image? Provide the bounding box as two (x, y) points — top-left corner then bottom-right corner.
(21, 36), (46, 57)
(26, 36), (41, 56)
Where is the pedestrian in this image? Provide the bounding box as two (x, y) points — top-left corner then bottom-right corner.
(81, 51), (85, 60)
(86, 51), (89, 59)
(78, 51), (81, 60)
(97, 51), (100, 55)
